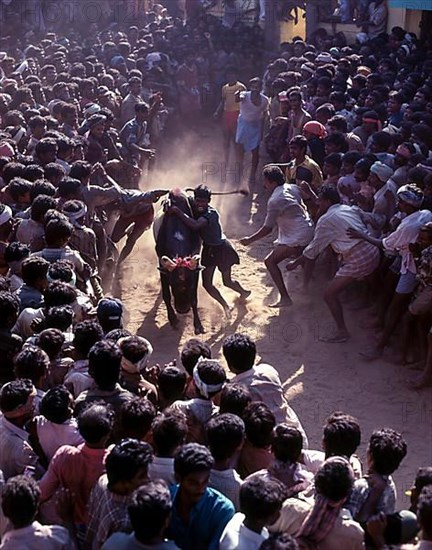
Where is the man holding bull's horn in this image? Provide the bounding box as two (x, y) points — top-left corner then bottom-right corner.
(168, 185), (250, 316)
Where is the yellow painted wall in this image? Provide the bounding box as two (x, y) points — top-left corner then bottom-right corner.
(280, 9), (307, 41)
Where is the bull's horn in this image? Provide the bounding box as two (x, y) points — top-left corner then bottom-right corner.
(187, 254), (201, 270)
(161, 256), (177, 271)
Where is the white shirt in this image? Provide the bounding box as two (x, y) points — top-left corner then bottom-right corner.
(219, 512), (268, 550)
(0, 416), (44, 480)
(303, 204), (368, 260)
(148, 456), (175, 485)
(383, 209), (432, 274)
(238, 92), (269, 122)
(35, 416), (83, 461)
(0, 521), (74, 549)
(232, 364), (308, 448)
(265, 184), (314, 247)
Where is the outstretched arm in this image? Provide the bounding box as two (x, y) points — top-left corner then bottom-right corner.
(169, 206), (207, 231)
(240, 225), (272, 245)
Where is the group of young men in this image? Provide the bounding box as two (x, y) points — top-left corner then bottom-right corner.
(0, 0), (431, 549)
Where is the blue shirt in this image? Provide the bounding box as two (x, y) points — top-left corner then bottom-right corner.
(168, 485), (235, 550)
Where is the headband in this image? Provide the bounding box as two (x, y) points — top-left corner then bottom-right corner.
(193, 359), (224, 398)
(47, 270), (76, 287)
(64, 203), (87, 226)
(2, 386), (36, 419)
(363, 117), (382, 131)
(300, 63), (314, 75)
(119, 336), (153, 374)
(0, 205), (12, 226)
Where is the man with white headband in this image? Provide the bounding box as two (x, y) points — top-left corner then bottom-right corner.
(0, 203), (13, 276)
(171, 358), (226, 443)
(349, 184), (432, 360)
(0, 379), (45, 480)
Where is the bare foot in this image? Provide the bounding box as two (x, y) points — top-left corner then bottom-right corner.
(359, 348), (383, 361)
(408, 374), (432, 390)
(319, 331), (350, 343)
(223, 304), (234, 319)
(269, 298), (293, 308)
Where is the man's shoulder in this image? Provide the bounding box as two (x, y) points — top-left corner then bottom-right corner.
(205, 486), (236, 512)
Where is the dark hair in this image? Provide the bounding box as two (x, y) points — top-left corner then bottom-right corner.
(222, 333), (256, 373)
(106, 439), (153, 489)
(8, 177), (32, 202)
(219, 383), (252, 417)
(315, 457), (354, 501)
(414, 467), (432, 493)
(40, 385), (72, 424)
(44, 305), (74, 331)
(193, 184), (211, 201)
(1, 476), (40, 528)
(371, 131), (392, 151)
(44, 217), (73, 246)
(69, 161), (92, 182)
(47, 260), (75, 284)
(0, 291), (20, 329)
(174, 443), (214, 478)
(21, 256), (49, 287)
(73, 320), (104, 356)
(2, 162), (25, 184)
(207, 413), (245, 462)
(14, 345), (49, 383)
(105, 328), (133, 342)
(342, 151), (362, 165)
(30, 179), (56, 200)
(243, 402), (276, 448)
(323, 412), (361, 458)
(319, 185), (341, 204)
(324, 133), (348, 153)
(180, 338), (211, 376)
(35, 137), (57, 157)
(0, 379), (34, 414)
(289, 135), (308, 151)
(119, 397), (157, 440)
(194, 359), (226, 398)
(263, 165), (285, 186)
(324, 153), (342, 170)
(23, 165), (44, 182)
(158, 365), (186, 403)
(77, 402), (115, 444)
(29, 194), (57, 223)
(368, 428), (407, 476)
(44, 162), (66, 180)
(272, 424), (303, 463)
(418, 486), (432, 535)
(4, 242), (30, 263)
(119, 336), (151, 365)
(239, 476), (286, 522)
(151, 411), (188, 456)
(128, 481), (172, 541)
(328, 115), (348, 133)
(43, 281), (77, 308)
(88, 340), (122, 390)
(57, 177), (81, 200)
(260, 533), (299, 550)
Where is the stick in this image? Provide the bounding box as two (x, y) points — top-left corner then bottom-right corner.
(185, 188), (249, 196)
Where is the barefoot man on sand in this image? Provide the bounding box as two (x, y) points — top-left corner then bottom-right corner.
(240, 165), (314, 308)
(286, 185), (380, 342)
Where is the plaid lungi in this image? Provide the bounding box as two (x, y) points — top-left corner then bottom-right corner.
(336, 241), (380, 279)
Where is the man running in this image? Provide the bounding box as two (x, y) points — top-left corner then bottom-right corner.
(240, 165), (314, 307)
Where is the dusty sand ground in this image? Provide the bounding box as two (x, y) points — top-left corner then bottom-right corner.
(116, 124), (432, 506)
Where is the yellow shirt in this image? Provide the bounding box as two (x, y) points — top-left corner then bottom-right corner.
(222, 82), (247, 112)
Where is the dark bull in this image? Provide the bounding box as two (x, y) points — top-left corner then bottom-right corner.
(155, 190), (204, 334)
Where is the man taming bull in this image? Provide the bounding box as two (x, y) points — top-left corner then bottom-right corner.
(168, 185), (250, 316)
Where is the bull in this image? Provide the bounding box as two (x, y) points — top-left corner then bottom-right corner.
(155, 189), (204, 334)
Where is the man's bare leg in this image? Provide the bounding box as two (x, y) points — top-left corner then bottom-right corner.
(361, 292), (412, 360)
(409, 331), (432, 389)
(321, 275), (353, 342)
(249, 147), (260, 188)
(221, 268), (251, 298)
(202, 266), (231, 316)
(265, 246), (298, 307)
